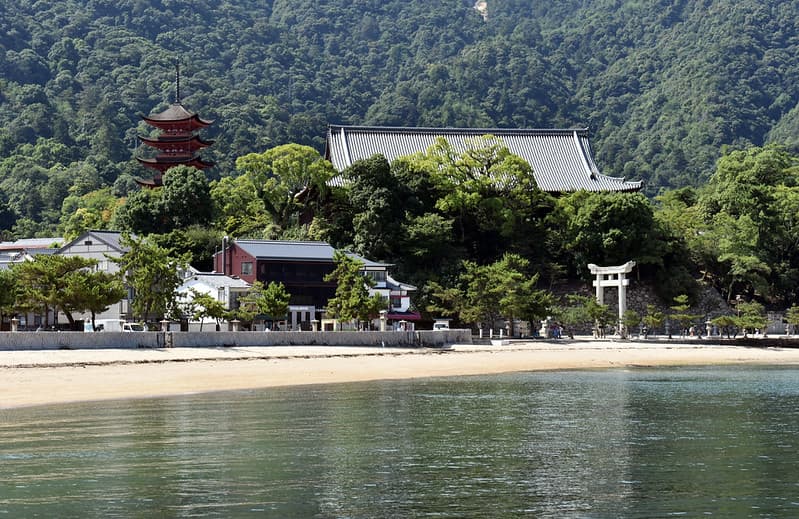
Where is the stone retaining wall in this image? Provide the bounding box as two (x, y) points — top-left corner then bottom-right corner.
(0, 329), (472, 351)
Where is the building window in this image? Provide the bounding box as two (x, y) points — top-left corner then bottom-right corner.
(241, 262), (253, 275)
(391, 296), (402, 308)
(365, 270), (386, 283)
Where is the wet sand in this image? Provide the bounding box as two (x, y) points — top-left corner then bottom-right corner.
(3, 339), (799, 409)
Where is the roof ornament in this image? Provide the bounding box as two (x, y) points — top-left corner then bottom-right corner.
(175, 60), (181, 104)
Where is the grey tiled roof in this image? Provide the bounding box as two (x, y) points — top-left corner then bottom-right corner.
(325, 125), (642, 193)
(88, 230), (128, 252)
(235, 240), (388, 268)
(236, 240), (334, 261)
(58, 230), (131, 254)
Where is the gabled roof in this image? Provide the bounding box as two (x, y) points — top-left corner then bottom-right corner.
(325, 125), (642, 193)
(58, 230), (131, 254)
(233, 240), (389, 268)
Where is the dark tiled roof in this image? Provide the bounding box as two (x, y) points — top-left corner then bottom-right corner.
(134, 176), (163, 187)
(142, 102), (214, 125)
(136, 156), (215, 168)
(325, 125), (642, 193)
(235, 240), (388, 268)
(138, 134), (215, 147)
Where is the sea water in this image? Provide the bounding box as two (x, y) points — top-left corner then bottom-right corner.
(2, 367), (799, 518)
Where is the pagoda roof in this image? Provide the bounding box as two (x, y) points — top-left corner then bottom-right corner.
(142, 103), (214, 128)
(135, 176), (164, 188)
(325, 125), (642, 193)
(137, 156), (215, 172)
(138, 134), (215, 150)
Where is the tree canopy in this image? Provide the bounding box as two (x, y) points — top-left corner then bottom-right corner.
(113, 234), (188, 322)
(4, 1), (799, 235)
(235, 144), (334, 237)
(11, 254), (124, 328)
(324, 251), (376, 326)
(9, 0), (799, 329)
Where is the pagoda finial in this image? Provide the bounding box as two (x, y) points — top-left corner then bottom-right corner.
(175, 60), (181, 104)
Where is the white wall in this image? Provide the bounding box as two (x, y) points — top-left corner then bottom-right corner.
(0, 329), (472, 350)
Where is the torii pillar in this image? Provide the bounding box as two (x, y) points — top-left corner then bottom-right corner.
(588, 261), (636, 338)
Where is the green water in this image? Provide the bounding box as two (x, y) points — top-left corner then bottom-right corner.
(2, 367), (799, 518)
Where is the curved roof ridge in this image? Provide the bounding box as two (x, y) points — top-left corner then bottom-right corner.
(325, 124), (641, 193)
(328, 124), (588, 136)
(141, 103), (214, 125)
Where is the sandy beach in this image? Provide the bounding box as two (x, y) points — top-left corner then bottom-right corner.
(3, 339), (799, 409)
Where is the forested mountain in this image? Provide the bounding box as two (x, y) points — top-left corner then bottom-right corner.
(2, 0), (799, 236)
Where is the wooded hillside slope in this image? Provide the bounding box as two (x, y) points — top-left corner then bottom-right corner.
(1, 0), (799, 231)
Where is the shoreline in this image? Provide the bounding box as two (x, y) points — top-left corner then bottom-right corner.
(4, 340), (799, 409)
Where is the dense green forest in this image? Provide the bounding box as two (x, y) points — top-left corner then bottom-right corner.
(3, 0), (799, 237)
(4, 0), (799, 321)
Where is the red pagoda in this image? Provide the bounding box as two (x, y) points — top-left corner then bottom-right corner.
(136, 65), (214, 187)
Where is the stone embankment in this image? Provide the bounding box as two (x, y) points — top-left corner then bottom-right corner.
(0, 329), (472, 351)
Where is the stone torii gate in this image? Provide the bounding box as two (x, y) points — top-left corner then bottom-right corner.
(588, 261), (636, 337)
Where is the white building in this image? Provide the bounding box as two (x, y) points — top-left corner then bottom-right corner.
(58, 230), (132, 323)
(177, 271), (251, 331)
(0, 244), (60, 330)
